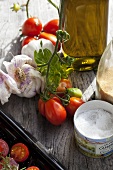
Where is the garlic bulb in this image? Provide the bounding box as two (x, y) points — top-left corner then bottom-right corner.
(3, 55), (45, 98)
(0, 69), (20, 104)
(21, 38), (55, 66)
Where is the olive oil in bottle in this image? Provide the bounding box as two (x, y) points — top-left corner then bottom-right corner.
(61, 0), (109, 71)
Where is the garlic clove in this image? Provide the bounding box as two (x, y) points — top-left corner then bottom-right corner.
(11, 54), (32, 66)
(0, 69), (20, 104)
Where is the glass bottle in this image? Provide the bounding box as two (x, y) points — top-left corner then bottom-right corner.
(61, 0), (109, 71)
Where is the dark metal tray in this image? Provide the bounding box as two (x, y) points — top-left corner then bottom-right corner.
(0, 109), (66, 170)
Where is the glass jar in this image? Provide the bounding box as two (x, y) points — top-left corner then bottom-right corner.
(61, 0), (109, 71)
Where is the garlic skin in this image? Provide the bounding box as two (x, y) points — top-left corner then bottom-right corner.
(3, 55), (45, 98)
(21, 38), (55, 66)
(0, 69), (20, 104)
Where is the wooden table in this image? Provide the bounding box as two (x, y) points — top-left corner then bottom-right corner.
(0, 0), (113, 169)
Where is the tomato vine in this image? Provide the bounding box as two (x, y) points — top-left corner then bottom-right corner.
(11, 0), (75, 105)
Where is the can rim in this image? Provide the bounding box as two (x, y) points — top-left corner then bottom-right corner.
(73, 100), (113, 141)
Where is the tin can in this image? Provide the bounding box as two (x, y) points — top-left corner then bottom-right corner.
(73, 100), (113, 158)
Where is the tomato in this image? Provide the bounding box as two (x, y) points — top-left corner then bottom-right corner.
(22, 17), (42, 36)
(0, 139), (9, 157)
(22, 36), (37, 47)
(39, 32), (57, 46)
(56, 79), (72, 93)
(51, 96), (62, 104)
(26, 166), (40, 170)
(38, 98), (46, 117)
(65, 97), (85, 116)
(10, 143), (29, 162)
(67, 88), (83, 98)
(38, 97), (62, 117)
(43, 19), (59, 35)
(45, 98), (67, 125)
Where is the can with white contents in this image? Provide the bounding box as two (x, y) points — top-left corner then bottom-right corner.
(74, 100), (113, 158)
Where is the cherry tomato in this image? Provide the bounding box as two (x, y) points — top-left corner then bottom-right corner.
(38, 97), (62, 117)
(26, 166), (40, 170)
(22, 17), (42, 36)
(65, 97), (85, 116)
(67, 88), (83, 98)
(10, 143), (29, 162)
(38, 98), (46, 117)
(43, 19), (59, 35)
(45, 98), (67, 125)
(39, 32), (57, 46)
(0, 139), (9, 157)
(22, 36), (37, 47)
(56, 79), (72, 93)
(51, 96), (62, 104)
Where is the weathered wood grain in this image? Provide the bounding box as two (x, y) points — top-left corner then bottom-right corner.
(0, 0), (113, 170)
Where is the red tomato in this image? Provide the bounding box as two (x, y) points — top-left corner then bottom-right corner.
(39, 32), (57, 46)
(22, 17), (42, 36)
(65, 97), (85, 116)
(45, 98), (67, 125)
(38, 98), (46, 117)
(38, 97), (62, 117)
(0, 139), (9, 157)
(43, 19), (59, 35)
(22, 36), (37, 47)
(26, 166), (40, 170)
(56, 79), (72, 93)
(10, 143), (29, 162)
(51, 96), (62, 104)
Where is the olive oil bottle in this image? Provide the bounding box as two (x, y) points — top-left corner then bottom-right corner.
(61, 0), (109, 71)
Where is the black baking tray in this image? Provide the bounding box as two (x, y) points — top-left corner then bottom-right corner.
(0, 109), (67, 170)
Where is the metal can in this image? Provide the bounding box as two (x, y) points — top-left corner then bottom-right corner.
(73, 100), (113, 158)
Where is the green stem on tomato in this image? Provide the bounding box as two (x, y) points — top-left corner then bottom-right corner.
(56, 53), (65, 64)
(47, 0), (59, 13)
(46, 0), (64, 80)
(43, 0), (67, 101)
(46, 86), (70, 105)
(46, 39), (59, 82)
(37, 62), (49, 67)
(59, 0), (64, 30)
(26, 0), (30, 18)
(20, 0), (30, 18)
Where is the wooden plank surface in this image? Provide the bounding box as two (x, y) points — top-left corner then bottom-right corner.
(0, 0), (113, 170)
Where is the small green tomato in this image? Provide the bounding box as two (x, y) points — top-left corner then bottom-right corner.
(11, 3), (21, 12)
(67, 88), (83, 98)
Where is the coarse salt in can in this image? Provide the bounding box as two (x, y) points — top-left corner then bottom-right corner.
(73, 100), (113, 158)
